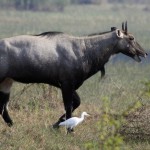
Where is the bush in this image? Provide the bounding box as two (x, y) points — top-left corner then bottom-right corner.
(85, 97), (124, 150)
(119, 81), (150, 141)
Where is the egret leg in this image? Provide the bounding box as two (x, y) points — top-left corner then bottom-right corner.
(52, 91), (80, 130)
(67, 127), (75, 134)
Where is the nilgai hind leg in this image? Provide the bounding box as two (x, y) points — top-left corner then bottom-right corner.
(0, 78), (13, 126)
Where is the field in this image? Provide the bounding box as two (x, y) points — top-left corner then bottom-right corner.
(0, 4), (150, 150)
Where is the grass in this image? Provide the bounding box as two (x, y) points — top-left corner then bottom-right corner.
(1, 91), (101, 150)
(0, 3), (150, 150)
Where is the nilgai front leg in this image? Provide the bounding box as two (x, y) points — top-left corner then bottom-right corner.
(52, 91), (80, 130)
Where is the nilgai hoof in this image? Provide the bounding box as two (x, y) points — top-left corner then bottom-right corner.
(7, 122), (13, 127)
(52, 122), (60, 129)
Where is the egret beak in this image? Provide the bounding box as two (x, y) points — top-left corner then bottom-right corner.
(86, 113), (90, 117)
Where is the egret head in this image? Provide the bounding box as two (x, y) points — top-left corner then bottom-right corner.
(82, 112), (90, 117)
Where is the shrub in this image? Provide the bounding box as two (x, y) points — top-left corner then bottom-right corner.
(85, 97), (124, 150)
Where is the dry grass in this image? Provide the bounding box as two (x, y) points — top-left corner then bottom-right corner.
(0, 98), (101, 150)
(0, 81), (150, 149)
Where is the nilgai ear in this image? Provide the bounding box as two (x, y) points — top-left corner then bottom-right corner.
(116, 29), (124, 38)
(111, 27), (117, 31)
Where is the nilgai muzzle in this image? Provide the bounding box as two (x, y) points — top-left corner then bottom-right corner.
(0, 22), (147, 132)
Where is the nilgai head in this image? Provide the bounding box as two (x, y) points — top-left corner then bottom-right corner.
(114, 21), (147, 62)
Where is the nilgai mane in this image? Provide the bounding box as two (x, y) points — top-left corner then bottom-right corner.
(0, 22), (147, 132)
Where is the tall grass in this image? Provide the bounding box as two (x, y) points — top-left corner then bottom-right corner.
(0, 4), (150, 150)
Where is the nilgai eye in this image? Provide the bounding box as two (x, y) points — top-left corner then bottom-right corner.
(129, 36), (134, 40)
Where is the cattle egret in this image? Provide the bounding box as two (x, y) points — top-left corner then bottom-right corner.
(59, 112), (90, 133)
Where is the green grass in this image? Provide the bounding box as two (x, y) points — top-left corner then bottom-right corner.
(0, 3), (150, 150)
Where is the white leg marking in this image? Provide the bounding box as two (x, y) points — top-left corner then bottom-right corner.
(0, 78), (13, 94)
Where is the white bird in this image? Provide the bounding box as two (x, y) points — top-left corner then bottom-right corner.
(59, 112), (90, 133)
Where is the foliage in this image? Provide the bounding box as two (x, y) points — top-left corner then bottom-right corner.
(85, 98), (148, 150)
(142, 80), (150, 97)
(85, 97), (124, 150)
(118, 80), (150, 141)
(98, 97), (124, 150)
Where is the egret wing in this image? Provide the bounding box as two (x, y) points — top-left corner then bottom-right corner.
(59, 117), (78, 127)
